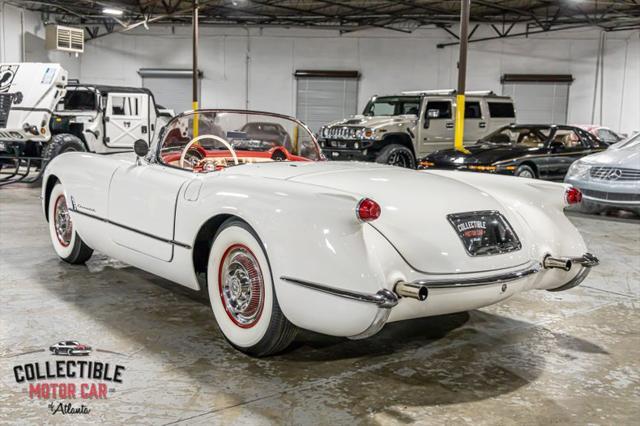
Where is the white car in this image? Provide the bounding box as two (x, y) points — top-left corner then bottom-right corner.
(42, 110), (599, 357)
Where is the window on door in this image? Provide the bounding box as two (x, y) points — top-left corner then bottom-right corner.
(425, 101), (452, 119)
(110, 95), (140, 117)
(465, 101), (482, 119)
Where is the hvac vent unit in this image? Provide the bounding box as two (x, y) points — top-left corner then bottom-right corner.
(45, 25), (84, 53)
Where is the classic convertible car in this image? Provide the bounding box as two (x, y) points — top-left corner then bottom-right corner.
(43, 110), (599, 356)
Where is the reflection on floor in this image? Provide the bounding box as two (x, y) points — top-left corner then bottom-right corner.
(1, 185), (638, 424)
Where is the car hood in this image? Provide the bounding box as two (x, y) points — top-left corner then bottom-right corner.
(230, 162), (532, 273)
(427, 143), (533, 165)
(581, 146), (640, 168)
(325, 115), (416, 130)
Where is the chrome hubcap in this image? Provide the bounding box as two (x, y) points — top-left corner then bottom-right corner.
(519, 170), (533, 178)
(219, 245), (264, 327)
(54, 195), (72, 247)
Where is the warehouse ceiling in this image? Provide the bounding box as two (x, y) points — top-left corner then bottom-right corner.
(11, 0), (640, 42)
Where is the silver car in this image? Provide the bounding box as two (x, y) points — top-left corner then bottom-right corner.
(565, 133), (640, 215)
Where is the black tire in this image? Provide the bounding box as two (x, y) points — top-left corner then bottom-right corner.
(208, 219), (298, 357)
(375, 144), (416, 169)
(42, 134), (86, 165)
(515, 164), (537, 179)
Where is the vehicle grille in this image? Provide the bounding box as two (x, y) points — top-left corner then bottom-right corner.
(0, 93), (12, 128)
(582, 189), (640, 202)
(323, 127), (362, 140)
(590, 166), (640, 181)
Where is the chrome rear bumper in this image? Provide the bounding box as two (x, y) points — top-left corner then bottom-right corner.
(280, 253), (598, 339)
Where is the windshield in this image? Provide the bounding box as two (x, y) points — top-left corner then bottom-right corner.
(612, 132), (640, 150)
(56, 88), (96, 112)
(158, 110), (323, 172)
(480, 126), (551, 148)
(363, 96), (421, 116)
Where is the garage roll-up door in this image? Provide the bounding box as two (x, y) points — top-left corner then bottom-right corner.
(138, 68), (202, 115)
(501, 74), (573, 125)
(295, 70), (360, 134)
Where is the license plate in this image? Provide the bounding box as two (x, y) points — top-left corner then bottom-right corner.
(331, 151), (340, 158)
(447, 211), (521, 256)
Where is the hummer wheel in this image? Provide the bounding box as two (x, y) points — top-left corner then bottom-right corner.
(375, 144), (416, 169)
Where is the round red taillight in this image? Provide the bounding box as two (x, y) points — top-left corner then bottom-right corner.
(565, 187), (582, 205)
(357, 198), (381, 222)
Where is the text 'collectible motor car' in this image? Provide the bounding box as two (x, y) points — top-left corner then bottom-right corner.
(43, 110), (599, 357)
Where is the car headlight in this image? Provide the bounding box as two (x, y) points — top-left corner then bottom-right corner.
(567, 161), (591, 179)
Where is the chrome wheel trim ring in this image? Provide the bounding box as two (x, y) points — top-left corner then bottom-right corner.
(518, 169), (534, 178)
(53, 194), (72, 247)
(218, 244), (265, 328)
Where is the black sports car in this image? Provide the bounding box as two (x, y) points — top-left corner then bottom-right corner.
(419, 124), (606, 180)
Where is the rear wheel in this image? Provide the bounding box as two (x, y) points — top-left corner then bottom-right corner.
(375, 144), (416, 169)
(515, 164), (536, 179)
(207, 219), (297, 356)
(48, 183), (93, 264)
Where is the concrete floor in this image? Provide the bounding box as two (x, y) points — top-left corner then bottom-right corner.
(0, 184), (639, 425)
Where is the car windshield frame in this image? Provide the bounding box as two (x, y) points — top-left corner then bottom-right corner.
(363, 96), (422, 116)
(153, 109), (324, 173)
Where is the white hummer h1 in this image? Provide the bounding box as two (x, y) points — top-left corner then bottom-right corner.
(318, 89), (516, 168)
(0, 63), (171, 184)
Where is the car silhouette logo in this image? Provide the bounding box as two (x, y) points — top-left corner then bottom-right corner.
(49, 341), (92, 356)
(605, 168), (622, 180)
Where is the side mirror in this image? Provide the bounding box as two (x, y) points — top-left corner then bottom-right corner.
(134, 139), (149, 158)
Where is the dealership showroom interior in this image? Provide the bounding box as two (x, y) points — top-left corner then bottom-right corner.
(0, 0), (639, 424)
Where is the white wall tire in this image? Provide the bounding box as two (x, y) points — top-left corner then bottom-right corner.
(207, 219), (297, 356)
(48, 183), (93, 264)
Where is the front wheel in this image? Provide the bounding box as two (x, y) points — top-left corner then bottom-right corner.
(48, 183), (93, 264)
(515, 164), (536, 179)
(42, 134), (86, 165)
(375, 144), (416, 169)
(207, 219), (297, 356)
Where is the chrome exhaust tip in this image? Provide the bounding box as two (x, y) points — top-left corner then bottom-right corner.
(394, 281), (429, 301)
(543, 255), (572, 271)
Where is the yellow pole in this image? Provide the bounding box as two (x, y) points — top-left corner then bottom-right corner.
(454, 94), (469, 153)
(192, 0), (199, 138)
(454, 0), (471, 154)
(192, 101), (199, 138)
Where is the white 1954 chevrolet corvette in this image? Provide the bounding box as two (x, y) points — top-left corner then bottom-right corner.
(42, 110), (599, 356)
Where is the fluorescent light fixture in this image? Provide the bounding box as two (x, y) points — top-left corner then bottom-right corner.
(103, 8), (123, 16)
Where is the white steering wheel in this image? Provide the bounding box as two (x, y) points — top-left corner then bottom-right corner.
(179, 134), (239, 169)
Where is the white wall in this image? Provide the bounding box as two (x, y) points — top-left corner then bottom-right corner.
(2, 2), (639, 134)
(0, 2), (79, 76)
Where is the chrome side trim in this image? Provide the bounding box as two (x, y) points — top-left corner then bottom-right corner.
(406, 260), (542, 289)
(279, 276), (398, 308)
(69, 208), (192, 250)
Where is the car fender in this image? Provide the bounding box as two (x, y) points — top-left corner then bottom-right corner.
(175, 174), (402, 336)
